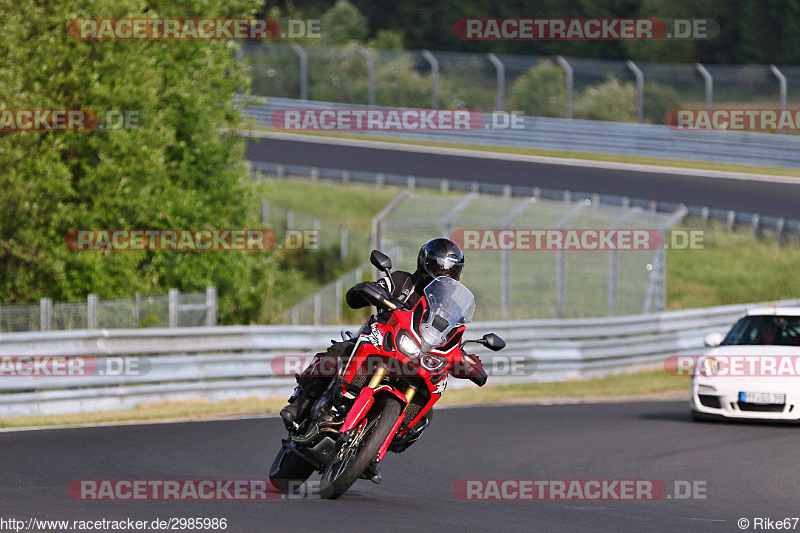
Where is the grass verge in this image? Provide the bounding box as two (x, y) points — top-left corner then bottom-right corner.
(0, 370), (687, 429)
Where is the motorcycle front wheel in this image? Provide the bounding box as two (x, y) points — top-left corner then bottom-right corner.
(269, 445), (316, 493)
(319, 398), (403, 499)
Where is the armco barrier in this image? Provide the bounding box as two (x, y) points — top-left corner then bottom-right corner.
(1, 298), (799, 416)
(242, 97), (800, 168)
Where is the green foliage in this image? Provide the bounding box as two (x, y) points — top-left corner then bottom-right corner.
(370, 29), (404, 50)
(0, 0), (301, 324)
(574, 77), (637, 122)
(507, 61), (566, 117)
(320, 0), (368, 44)
(643, 81), (682, 124)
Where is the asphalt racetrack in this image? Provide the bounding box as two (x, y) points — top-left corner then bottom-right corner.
(245, 135), (800, 219)
(2, 401), (799, 532)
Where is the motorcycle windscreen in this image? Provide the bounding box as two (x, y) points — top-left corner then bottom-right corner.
(420, 276), (475, 348)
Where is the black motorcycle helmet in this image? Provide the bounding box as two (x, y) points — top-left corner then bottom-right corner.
(416, 238), (465, 282)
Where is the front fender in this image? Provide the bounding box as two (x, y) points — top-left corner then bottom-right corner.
(340, 385), (408, 433)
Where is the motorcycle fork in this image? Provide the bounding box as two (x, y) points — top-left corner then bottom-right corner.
(339, 363), (418, 462)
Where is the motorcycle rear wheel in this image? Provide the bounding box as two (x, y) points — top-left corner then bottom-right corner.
(269, 445), (316, 493)
(319, 398), (402, 499)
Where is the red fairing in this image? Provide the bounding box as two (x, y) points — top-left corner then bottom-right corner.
(338, 294), (473, 452)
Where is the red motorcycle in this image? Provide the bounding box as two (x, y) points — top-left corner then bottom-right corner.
(270, 250), (505, 499)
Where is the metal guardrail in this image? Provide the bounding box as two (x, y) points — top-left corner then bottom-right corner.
(248, 160), (800, 246)
(3, 299), (799, 416)
(243, 97), (800, 168)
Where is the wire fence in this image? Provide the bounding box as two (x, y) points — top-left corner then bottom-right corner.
(276, 182), (684, 324)
(243, 42), (800, 122)
(0, 288), (217, 333)
(259, 195), (370, 264)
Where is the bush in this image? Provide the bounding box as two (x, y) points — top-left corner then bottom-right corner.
(574, 77), (637, 122)
(507, 61), (566, 117)
(643, 81), (682, 124)
(320, 0), (368, 44)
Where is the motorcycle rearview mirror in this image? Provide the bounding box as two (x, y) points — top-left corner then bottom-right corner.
(370, 250), (392, 274)
(460, 333), (506, 351)
(481, 333), (506, 351)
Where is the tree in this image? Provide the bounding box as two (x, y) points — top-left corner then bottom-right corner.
(0, 0), (293, 324)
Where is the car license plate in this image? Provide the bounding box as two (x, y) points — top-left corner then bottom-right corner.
(739, 391), (786, 405)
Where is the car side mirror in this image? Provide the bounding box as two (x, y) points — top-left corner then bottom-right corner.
(704, 332), (723, 348)
(370, 250), (392, 273)
(481, 333), (505, 351)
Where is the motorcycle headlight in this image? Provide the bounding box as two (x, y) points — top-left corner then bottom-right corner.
(420, 353), (447, 373)
(396, 331), (421, 359)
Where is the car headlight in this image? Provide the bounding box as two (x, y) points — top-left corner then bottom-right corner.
(699, 357), (719, 377)
(396, 331), (421, 359)
(420, 353), (447, 373)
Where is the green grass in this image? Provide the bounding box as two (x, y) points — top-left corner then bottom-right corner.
(0, 369), (686, 429)
(249, 128), (800, 179)
(667, 226), (800, 309)
(247, 175), (398, 234)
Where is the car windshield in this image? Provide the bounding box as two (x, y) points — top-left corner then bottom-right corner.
(721, 315), (800, 346)
(419, 276), (476, 348)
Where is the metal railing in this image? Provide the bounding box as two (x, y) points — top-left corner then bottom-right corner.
(242, 97), (800, 168)
(0, 288), (217, 333)
(2, 298), (798, 416)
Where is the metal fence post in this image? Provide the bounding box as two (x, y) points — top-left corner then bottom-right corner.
(555, 201), (589, 318)
(358, 47), (375, 106)
(695, 63), (713, 111)
(340, 225), (348, 261)
(313, 291), (322, 325)
(770, 65), (787, 134)
(422, 50), (440, 109)
(261, 199), (269, 225)
(134, 292), (141, 328)
(168, 289), (179, 328)
(290, 43), (308, 101)
(556, 56), (573, 119)
(776, 218), (786, 247)
(40, 298), (51, 331)
(335, 279), (343, 323)
(205, 286), (217, 326)
(487, 53), (505, 112)
(500, 198), (535, 318)
(286, 208), (295, 231)
(87, 294), (98, 329)
(626, 60), (644, 123)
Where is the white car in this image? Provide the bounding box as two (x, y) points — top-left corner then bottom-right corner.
(691, 307), (800, 421)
